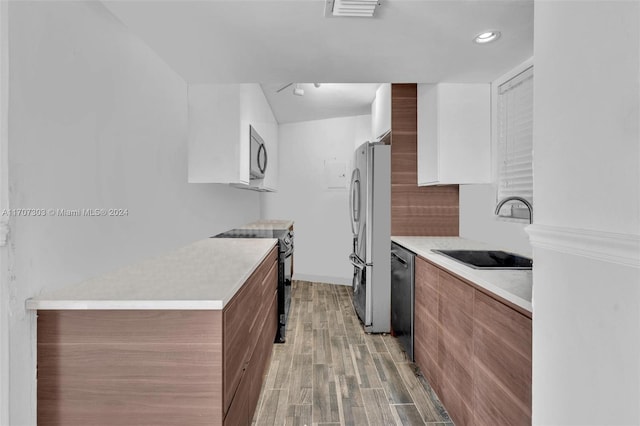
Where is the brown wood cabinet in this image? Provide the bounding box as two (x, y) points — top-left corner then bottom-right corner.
(413, 256), (532, 426)
(224, 255), (278, 426)
(37, 246), (278, 426)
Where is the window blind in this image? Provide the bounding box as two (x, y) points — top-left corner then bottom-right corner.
(496, 66), (533, 219)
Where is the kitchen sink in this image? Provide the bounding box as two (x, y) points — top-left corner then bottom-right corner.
(431, 249), (533, 270)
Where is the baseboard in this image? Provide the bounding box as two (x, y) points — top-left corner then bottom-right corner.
(293, 273), (351, 286)
(526, 224), (640, 268)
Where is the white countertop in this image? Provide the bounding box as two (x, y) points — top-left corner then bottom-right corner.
(26, 238), (277, 311)
(391, 236), (532, 313)
(241, 219), (294, 230)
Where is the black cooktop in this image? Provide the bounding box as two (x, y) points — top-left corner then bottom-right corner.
(212, 228), (289, 239)
(431, 249), (532, 270)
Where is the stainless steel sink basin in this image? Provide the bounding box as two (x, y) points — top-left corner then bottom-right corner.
(431, 249), (532, 270)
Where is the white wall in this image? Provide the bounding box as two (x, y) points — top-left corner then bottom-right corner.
(459, 184), (531, 256)
(262, 115), (371, 285)
(531, 1), (640, 424)
(6, 2), (260, 424)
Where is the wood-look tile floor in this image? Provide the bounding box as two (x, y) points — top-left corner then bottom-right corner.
(252, 281), (453, 426)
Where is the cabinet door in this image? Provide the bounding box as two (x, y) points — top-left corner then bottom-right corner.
(438, 270), (474, 426)
(417, 83), (490, 186)
(188, 85), (244, 184)
(473, 291), (531, 425)
(248, 290), (278, 422)
(248, 257), (278, 347)
(372, 83), (391, 139)
(224, 367), (250, 426)
(223, 281), (252, 414)
(414, 257), (441, 394)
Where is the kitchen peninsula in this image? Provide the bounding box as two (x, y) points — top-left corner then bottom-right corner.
(27, 238), (278, 426)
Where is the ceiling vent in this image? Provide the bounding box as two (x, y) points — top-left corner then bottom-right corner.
(325, 0), (382, 18)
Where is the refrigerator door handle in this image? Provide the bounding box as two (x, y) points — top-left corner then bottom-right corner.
(353, 178), (360, 223)
(349, 169), (360, 235)
(349, 252), (369, 270)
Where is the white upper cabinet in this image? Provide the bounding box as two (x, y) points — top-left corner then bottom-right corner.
(371, 83), (391, 140)
(417, 83), (491, 186)
(188, 85), (245, 184)
(188, 84), (278, 191)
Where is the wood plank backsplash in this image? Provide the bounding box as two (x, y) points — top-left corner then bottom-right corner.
(390, 84), (459, 236)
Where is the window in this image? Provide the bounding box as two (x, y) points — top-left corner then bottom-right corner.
(495, 64), (533, 220)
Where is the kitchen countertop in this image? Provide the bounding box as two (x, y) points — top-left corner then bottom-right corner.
(241, 219), (294, 230)
(26, 238), (277, 311)
(391, 236), (532, 313)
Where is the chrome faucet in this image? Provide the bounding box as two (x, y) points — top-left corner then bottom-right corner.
(495, 196), (533, 224)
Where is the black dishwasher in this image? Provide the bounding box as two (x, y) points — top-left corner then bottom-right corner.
(391, 242), (415, 361)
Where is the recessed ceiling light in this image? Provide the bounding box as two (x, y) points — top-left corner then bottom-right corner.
(474, 30), (501, 44)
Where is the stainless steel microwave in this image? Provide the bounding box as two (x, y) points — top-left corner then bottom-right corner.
(250, 125), (267, 179)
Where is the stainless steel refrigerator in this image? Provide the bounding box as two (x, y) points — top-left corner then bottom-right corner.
(348, 141), (391, 333)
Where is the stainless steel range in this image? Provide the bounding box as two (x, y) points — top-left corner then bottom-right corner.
(212, 227), (293, 343)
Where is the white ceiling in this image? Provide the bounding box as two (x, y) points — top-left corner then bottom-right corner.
(103, 0), (533, 123)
